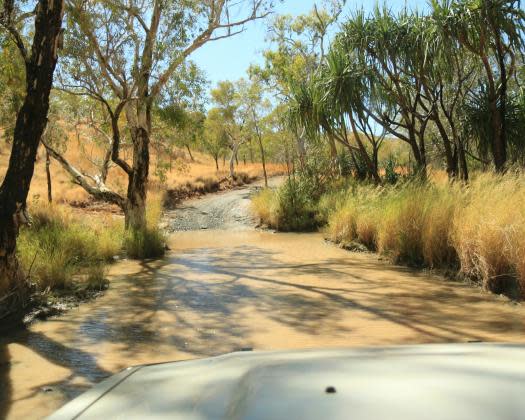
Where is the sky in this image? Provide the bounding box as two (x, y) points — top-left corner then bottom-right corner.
(192, 0), (424, 88)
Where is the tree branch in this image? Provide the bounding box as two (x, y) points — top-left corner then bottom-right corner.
(42, 140), (126, 208)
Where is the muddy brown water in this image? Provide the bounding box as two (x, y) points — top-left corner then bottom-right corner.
(1, 185), (525, 419)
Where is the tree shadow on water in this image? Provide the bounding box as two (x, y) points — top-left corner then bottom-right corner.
(0, 328), (111, 415)
(1, 242), (523, 417)
(165, 246), (524, 344)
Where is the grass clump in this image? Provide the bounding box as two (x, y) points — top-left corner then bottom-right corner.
(18, 204), (121, 291)
(251, 187), (278, 227)
(123, 228), (166, 259)
(325, 182), (460, 267)
(251, 177), (319, 231)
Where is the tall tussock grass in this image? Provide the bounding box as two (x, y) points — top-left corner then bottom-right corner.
(324, 172), (525, 298)
(18, 204), (121, 291)
(451, 173), (525, 295)
(20, 191), (168, 293)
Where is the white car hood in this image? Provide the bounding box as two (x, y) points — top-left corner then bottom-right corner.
(48, 343), (525, 420)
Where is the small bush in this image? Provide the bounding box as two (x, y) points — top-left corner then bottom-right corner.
(275, 178), (318, 231)
(251, 178), (319, 231)
(383, 155), (399, 184)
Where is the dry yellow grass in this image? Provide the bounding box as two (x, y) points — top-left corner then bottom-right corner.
(452, 173), (525, 294)
(0, 136), (285, 209)
(250, 188), (277, 227)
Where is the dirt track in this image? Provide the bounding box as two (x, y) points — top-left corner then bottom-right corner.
(163, 177), (282, 232)
(163, 185), (257, 232)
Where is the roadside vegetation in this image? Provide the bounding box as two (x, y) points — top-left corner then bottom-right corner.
(17, 203), (121, 292)
(253, 171), (525, 297)
(0, 0), (282, 319)
(250, 0), (525, 300)
(123, 190), (166, 259)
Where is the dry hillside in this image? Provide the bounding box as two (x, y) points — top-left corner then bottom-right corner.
(0, 136), (285, 213)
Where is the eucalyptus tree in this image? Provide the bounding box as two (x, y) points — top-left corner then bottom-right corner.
(156, 106), (205, 163)
(255, 1), (344, 98)
(0, 0), (64, 309)
(210, 80), (249, 178)
(0, 37), (25, 144)
(203, 107), (229, 171)
(155, 62), (207, 163)
(55, 0), (272, 230)
(432, 0), (525, 172)
(265, 103), (297, 174)
(236, 78), (271, 186)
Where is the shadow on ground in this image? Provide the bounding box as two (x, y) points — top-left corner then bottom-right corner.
(1, 240), (524, 418)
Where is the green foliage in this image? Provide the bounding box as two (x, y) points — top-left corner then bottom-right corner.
(203, 108), (230, 164)
(384, 155), (399, 184)
(155, 63), (207, 155)
(463, 86), (525, 165)
(275, 178), (319, 231)
(0, 39), (25, 143)
(252, 176), (323, 232)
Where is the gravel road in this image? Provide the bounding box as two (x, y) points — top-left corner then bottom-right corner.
(163, 178), (281, 232)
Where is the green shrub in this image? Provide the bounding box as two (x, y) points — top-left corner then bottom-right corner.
(274, 178), (318, 231)
(383, 155), (399, 184)
(251, 178), (319, 231)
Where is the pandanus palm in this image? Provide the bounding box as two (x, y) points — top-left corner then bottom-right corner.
(341, 8), (431, 176)
(319, 44), (381, 182)
(432, 0), (525, 171)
